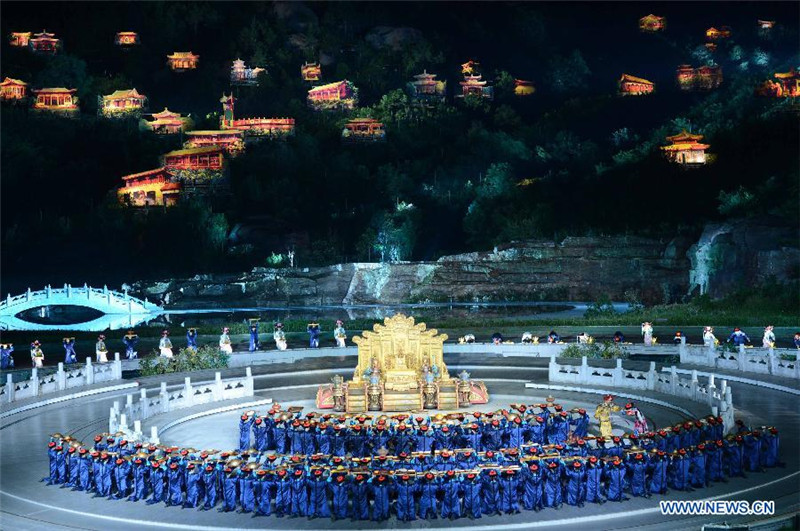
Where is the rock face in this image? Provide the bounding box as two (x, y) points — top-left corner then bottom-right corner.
(131, 235), (693, 307)
(687, 217), (800, 298)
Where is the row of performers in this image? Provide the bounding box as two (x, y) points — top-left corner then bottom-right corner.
(44, 426), (781, 520)
(233, 402), (719, 457)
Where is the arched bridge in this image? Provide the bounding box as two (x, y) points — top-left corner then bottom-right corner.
(0, 284), (163, 331)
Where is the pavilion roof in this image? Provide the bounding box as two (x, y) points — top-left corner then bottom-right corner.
(661, 143), (710, 151)
(122, 167), (167, 181)
(163, 146), (222, 157)
(151, 107), (181, 119)
(308, 80), (350, 93)
(105, 88), (145, 100)
(1, 77), (27, 87)
(774, 69), (798, 80)
(167, 51), (198, 59)
(665, 129), (705, 143)
(620, 74), (653, 85)
(185, 130), (243, 137)
(33, 87), (76, 94)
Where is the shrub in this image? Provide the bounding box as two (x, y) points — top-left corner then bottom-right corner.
(139, 345), (229, 376)
(560, 341), (629, 359)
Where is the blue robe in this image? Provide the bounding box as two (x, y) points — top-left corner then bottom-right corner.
(394, 478), (417, 521)
(308, 475), (330, 518)
(482, 474), (502, 514)
(186, 330), (198, 350)
(66, 452), (80, 487)
(63, 340), (77, 364)
(564, 466), (586, 506)
(239, 417), (254, 452)
(77, 456), (92, 491)
(649, 457), (669, 495)
(130, 462), (148, 501)
(253, 422), (267, 452)
(167, 467), (184, 506)
(521, 467), (544, 510)
(255, 477), (272, 515)
(585, 463), (605, 503)
(572, 412), (590, 438)
(147, 467), (166, 504)
(290, 474), (309, 516)
(368, 477), (391, 521)
(122, 335), (139, 359)
(274, 476), (292, 516)
(113, 461), (131, 499)
(418, 476), (439, 518)
(605, 464), (627, 501)
(499, 473), (520, 513)
(202, 470), (218, 509)
(627, 458), (649, 497)
(328, 476), (350, 520)
(249, 326), (260, 352)
(543, 465), (563, 507)
(668, 455), (692, 491)
(239, 473), (255, 513)
(0, 346), (14, 369)
(460, 476), (483, 518)
(743, 435), (761, 472)
(706, 446), (725, 481)
(350, 478), (370, 520)
(222, 473), (238, 511)
(441, 476), (462, 518)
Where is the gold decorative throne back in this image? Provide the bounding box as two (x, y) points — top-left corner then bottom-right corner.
(351, 314), (449, 390)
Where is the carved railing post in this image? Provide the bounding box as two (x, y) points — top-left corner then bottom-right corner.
(57, 362), (66, 390)
(5, 374), (14, 403)
(85, 358), (94, 385)
(31, 367), (40, 397)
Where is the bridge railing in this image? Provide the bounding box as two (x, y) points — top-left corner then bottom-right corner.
(548, 354), (735, 432)
(108, 367), (255, 442)
(1, 354), (123, 404)
(1, 284), (159, 315)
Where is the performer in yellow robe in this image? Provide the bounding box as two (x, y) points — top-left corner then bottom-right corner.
(594, 394), (621, 438)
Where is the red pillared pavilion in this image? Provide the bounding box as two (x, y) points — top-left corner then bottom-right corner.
(757, 69), (800, 98)
(514, 79), (535, 96)
(162, 146), (224, 171)
(219, 93), (295, 137)
(115, 32), (139, 46)
(30, 30), (60, 53)
(458, 74), (493, 99)
(32, 88), (78, 111)
(301, 62), (321, 82)
(184, 130), (245, 156)
(0, 77), (28, 100)
(408, 70), (446, 101)
(677, 65), (722, 91)
(142, 108), (189, 134)
(307, 80), (357, 110)
(9, 32), (32, 47)
(661, 130), (710, 165)
(117, 168), (181, 207)
(342, 118), (386, 142)
(705, 27), (732, 40)
(100, 88), (147, 116)
(167, 51), (199, 71)
(619, 74), (654, 95)
(639, 14), (666, 32)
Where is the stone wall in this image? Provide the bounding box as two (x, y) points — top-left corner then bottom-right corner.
(132, 235), (691, 306)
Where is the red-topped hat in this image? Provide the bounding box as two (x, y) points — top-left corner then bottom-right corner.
(573, 460), (582, 467)
(634, 453), (643, 459)
(589, 456), (597, 463)
(48, 441), (56, 448)
(530, 464), (539, 471)
(473, 412), (481, 418)
(536, 416), (544, 422)
(578, 408), (586, 414)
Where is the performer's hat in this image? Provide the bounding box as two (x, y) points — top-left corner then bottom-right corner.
(573, 460), (582, 467)
(578, 409), (586, 414)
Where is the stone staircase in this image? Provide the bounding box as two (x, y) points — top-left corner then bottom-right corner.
(382, 389), (423, 412)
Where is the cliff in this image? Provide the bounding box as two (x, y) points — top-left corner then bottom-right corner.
(131, 235), (693, 307)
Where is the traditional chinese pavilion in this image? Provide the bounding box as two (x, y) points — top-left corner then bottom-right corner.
(184, 130), (245, 155)
(32, 88), (78, 112)
(757, 20), (776, 30)
(163, 146), (224, 172)
(30, 30), (60, 54)
(99, 88), (147, 117)
(461, 60), (479, 75)
(758, 70), (800, 98)
(167, 52), (199, 71)
(230, 59), (265, 85)
(219, 94), (294, 138)
(677, 65), (722, 91)
(117, 168), (181, 207)
(301, 62), (321, 82)
(115, 32), (139, 46)
(458, 74), (493, 99)
(342, 118), (386, 143)
(706, 27), (732, 40)
(512, 79), (534, 96)
(307, 80), (357, 111)
(407, 70), (446, 102)
(619, 74), (654, 95)
(639, 14), (666, 32)
(141, 108), (191, 135)
(9, 32), (31, 47)
(0, 78), (28, 100)
(661, 130), (710, 165)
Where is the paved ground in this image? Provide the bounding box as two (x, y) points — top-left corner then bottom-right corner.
(1, 354), (798, 530)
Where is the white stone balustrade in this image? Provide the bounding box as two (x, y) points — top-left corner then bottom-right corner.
(549, 354), (735, 433)
(1, 353), (123, 404)
(678, 340), (799, 380)
(111, 367), (255, 442)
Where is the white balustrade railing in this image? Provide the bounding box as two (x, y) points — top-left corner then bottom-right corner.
(109, 367), (255, 442)
(678, 339), (799, 380)
(548, 354), (735, 433)
(1, 354), (123, 404)
(0, 283), (159, 315)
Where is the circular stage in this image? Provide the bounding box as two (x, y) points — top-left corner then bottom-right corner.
(1, 353), (798, 530)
